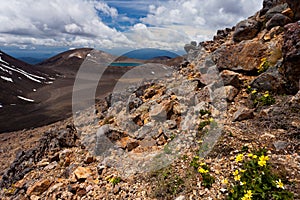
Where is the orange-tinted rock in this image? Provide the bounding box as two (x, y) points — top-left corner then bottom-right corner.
(26, 179), (52, 196)
(73, 167), (92, 180)
(212, 41), (268, 72)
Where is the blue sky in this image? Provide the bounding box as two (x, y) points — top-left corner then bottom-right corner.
(0, 0), (262, 58)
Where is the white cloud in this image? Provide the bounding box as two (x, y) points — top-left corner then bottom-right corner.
(0, 0), (264, 52)
(0, 0), (124, 48)
(141, 0), (263, 41)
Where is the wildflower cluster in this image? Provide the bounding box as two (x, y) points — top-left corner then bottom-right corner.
(247, 88), (276, 107)
(190, 156), (215, 188)
(258, 57), (270, 73)
(227, 149), (293, 200)
(256, 91), (275, 106)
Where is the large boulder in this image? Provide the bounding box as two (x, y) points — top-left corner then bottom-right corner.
(282, 22), (300, 93)
(266, 13), (292, 30)
(212, 41), (268, 72)
(233, 19), (261, 42)
(261, 0), (288, 15)
(265, 3), (289, 20)
(286, 0), (300, 20)
(251, 67), (286, 93)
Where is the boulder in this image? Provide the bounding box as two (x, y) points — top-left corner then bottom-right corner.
(265, 3), (289, 20)
(266, 13), (292, 30)
(26, 179), (52, 196)
(149, 100), (173, 121)
(73, 166), (92, 180)
(233, 107), (255, 122)
(233, 19), (261, 42)
(261, 0), (288, 15)
(184, 41), (199, 53)
(251, 67), (286, 93)
(286, 0), (300, 20)
(282, 22), (300, 93)
(212, 41), (268, 72)
(214, 86), (239, 102)
(220, 70), (241, 88)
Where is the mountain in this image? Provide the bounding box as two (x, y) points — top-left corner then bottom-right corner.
(1, 1), (300, 199)
(122, 48), (180, 60)
(0, 48), (141, 133)
(17, 57), (47, 65)
(0, 51), (54, 106)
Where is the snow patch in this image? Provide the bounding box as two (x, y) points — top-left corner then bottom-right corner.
(17, 96), (34, 102)
(0, 66), (9, 73)
(33, 89), (37, 92)
(0, 76), (13, 82)
(0, 56), (9, 65)
(1, 63), (45, 83)
(68, 52), (83, 59)
(0, 104), (2, 108)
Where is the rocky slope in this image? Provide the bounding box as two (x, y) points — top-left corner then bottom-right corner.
(0, 0), (299, 199)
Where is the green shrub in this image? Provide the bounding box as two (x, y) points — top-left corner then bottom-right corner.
(227, 149), (294, 200)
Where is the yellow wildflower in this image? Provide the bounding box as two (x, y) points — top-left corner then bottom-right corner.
(233, 170), (239, 176)
(240, 181), (246, 186)
(241, 190), (253, 200)
(234, 175), (241, 181)
(198, 167), (209, 174)
(276, 179), (285, 189)
(263, 91), (270, 97)
(251, 89), (257, 94)
(258, 155), (269, 167)
(221, 178), (229, 184)
(240, 169), (246, 173)
(235, 154), (244, 163)
(252, 155), (257, 159)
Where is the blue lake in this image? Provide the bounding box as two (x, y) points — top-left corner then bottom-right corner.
(109, 62), (142, 67)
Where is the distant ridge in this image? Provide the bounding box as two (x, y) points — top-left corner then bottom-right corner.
(122, 48), (179, 60)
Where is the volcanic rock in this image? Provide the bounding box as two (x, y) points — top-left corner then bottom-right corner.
(233, 19), (261, 42)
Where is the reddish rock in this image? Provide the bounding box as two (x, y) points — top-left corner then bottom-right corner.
(233, 107), (255, 122)
(282, 22), (300, 93)
(233, 19), (261, 42)
(26, 179), (52, 196)
(286, 0), (300, 20)
(212, 41), (268, 72)
(73, 167), (92, 180)
(266, 13), (292, 30)
(220, 70), (241, 88)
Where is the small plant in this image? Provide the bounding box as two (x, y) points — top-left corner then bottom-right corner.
(258, 57), (270, 74)
(108, 176), (121, 186)
(102, 115), (114, 125)
(198, 120), (210, 131)
(227, 149), (294, 200)
(198, 163), (215, 188)
(254, 91), (275, 106)
(190, 156), (215, 188)
(199, 109), (211, 116)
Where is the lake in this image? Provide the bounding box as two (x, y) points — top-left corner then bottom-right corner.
(109, 62), (142, 67)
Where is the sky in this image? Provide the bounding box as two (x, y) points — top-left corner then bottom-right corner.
(0, 0), (263, 57)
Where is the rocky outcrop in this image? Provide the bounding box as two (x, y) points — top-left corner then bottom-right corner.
(212, 41), (268, 72)
(286, 0), (300, 20)
(0, 125), (79, 189)
(282, 22), (300, 93)
(251, 67), (286, 93)
(233, 19), (261, 42)
(266, 13), (292, 30)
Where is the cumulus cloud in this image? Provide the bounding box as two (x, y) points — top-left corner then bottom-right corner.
(125, 23), (190, 50)
(0, 0), (263, 52)
(141, 0), (262, 41)
(0, 0), (125, 49)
